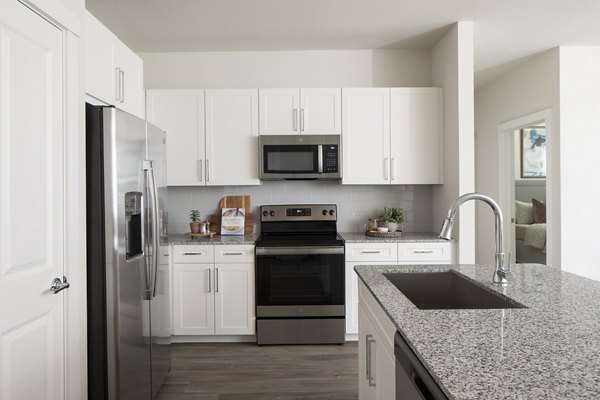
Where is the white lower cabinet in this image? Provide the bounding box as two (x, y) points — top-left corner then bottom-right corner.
(358, 281), (396, 400)
(172, 245), (255, 336)
(346, 242), (453, 336)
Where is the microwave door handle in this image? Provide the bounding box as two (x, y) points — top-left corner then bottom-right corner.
(318, 145), (323, 173)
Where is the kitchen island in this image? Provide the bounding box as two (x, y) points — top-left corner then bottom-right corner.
(355, 263), (600, 399)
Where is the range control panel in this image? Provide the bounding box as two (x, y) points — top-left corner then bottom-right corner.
(260, 204), (337, 222)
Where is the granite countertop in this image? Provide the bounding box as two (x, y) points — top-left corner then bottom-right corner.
(340, 231), (452, 243)
(168, 234), (259, 245)
(355, 263), (600, 399)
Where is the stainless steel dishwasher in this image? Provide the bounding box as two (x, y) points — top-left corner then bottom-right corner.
(394, 332), (448, 400)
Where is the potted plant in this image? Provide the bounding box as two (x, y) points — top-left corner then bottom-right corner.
(189, 210), (201, 233)
(378, 206), (404, 233)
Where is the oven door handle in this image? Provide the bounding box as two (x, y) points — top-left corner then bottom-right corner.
(256, 246), (345, 256)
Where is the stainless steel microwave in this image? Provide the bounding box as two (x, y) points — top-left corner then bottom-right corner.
(259, 135), (342, 180)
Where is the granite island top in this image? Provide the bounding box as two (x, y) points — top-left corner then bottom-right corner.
(168, 234), (259, 245)
(355, 263), (600, 399)
(340, 231), (452, 243)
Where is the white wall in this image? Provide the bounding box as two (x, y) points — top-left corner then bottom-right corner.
(167, 182), (434, 235)
(558, 46), (600, 280)
(431, 22), (475, 263)
(140, 49), (432, 89)
(474, 49), (560, 266)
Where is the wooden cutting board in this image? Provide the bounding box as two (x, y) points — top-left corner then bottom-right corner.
(211, 196), (254, 234)
(219, 195), (251, 210)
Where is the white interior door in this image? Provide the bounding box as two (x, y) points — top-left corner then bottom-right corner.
(0, 1), (65, 399)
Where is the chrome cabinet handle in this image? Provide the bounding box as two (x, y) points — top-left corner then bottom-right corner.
(51, 276), (70, 294)
(115, 68), (121, 102)
(215, 268), (219, 293)
(120, 69), (125, 103)
(197, 160), (203, 182)
(391, 157), (396, 181)
(360, 250), (381, 254)
(300, 109), (305, 131)
(293, 109), (299, 131)
(206, 159), (210, 182)
(365, 334), (373, 382)
(183, 252), (204, 256)
(208, 269), (211, 293)
(163, 253), (169, 257)
(367, 335), (376, 387)
(384, 158), (389, 180)
(223, 252), (244, 256)
(413, 250), (434, 254)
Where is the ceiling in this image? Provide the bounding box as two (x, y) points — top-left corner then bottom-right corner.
(86, 0), (600, 88)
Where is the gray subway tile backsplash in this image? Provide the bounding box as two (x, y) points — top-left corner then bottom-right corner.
(166, 181), (433, 235)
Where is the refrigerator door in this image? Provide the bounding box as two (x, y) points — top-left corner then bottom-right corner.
(106, 107), (152, 400)
(146, 122), (171, 398)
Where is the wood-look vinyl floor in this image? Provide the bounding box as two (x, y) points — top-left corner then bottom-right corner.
(156, 342), (358, 400)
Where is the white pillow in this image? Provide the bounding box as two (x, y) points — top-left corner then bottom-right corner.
(515, 200), (534, 224)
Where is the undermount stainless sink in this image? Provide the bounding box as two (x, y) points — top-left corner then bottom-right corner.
(383, 271), (527, 310)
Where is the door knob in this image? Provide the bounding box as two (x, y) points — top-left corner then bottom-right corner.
(51, 276), (70, 294)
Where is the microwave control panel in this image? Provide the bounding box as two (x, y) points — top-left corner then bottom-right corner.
(323, 145), (339, 173)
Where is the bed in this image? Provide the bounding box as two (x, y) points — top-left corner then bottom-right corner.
(514, 180), (546, 264)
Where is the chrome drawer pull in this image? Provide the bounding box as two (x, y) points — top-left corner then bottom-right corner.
(360, 250), (381, 254)
(413, 250), (434, 254)
(183, 252), (204, 256)
(223, 252), (244, 256)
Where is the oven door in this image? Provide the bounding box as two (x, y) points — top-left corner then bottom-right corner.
(255, 246), (345, 317)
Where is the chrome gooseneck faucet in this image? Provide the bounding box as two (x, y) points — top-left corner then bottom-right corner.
(439, 193), (510, 285)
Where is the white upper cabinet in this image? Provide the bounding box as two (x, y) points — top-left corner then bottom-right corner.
(299, 88), (342, 134)
(146, 90), (205, 186)
(205, 89), (260, 186)
(259, 88), (341, 135)
(342, 87), (442, 185)
(259, 88), (299, 135)
(83, 11), (145, 119)
(146, 89), (260, 186)
(390, 88), (442, 184)
(342, 88), (391, 185)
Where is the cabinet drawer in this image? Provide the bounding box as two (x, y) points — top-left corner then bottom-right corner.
(345, 243), (397, 262)
(173, 245), (214, 263)
(397, 243), (452, 264)
(214, 245), (255, 263)
(159, 246), (170, 265)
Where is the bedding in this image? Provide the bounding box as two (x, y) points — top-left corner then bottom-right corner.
(523, 223), (546, 250)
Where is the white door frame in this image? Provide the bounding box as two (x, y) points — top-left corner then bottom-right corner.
(497, 109), (553, 266)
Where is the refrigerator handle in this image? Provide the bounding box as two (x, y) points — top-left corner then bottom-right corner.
(143, 160), (160, 299)
(148, 161), (160, 298)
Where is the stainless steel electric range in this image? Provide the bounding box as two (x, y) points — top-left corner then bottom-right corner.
(254, 204), (345, 345)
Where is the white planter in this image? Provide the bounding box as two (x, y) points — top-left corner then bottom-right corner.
(385, 222), (399, 233)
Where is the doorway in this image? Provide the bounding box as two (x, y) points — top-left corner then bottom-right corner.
(512, 124), (547, 264)
(497, 109), (553, 267)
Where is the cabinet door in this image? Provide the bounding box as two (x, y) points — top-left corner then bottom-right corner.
(214, 263), (255, 335)
(84, 10), (115, 104)
(205, 89), (260, 186)
(342, 88), (391, 184)
(390, 88), (441, 184)
(173, 264), (214, 335)
(146, 90), (205, 186)
(375, 343), (396, 400)
(300, 88), (341, 134)
(346, 262), (396, 336)
(358, 304), (378, 400)
(259, 88), (300, 135)
(113, 40), (145, 119)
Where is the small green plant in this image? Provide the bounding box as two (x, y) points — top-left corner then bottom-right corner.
(189, 210), (201, 223)
(378, 206), (404, 224)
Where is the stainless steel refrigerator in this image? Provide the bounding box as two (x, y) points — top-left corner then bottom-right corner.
(86, 104), (170, 400)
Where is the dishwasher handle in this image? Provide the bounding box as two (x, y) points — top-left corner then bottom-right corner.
(394, 332), (448, 400)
